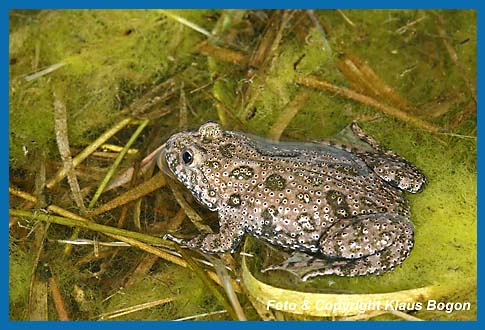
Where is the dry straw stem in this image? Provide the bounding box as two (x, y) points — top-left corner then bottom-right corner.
(336, 56), (414, 112)
(196, 41), (247, 65)
(53, 90), (85, 210)
(176, 247), (239, 320)
(71, 134), (155, 256)
(23, 62), (66, 81)
(178, 81), (188, 131)
(133, 198), (143, 231)
(107, 233), (242, 293)
(296, 75), (441, 133)
(47, 117), (133, 189)
(104, 143), (165, 192)
(386, 308), (424, 321)
(98, 296), (179, 320)
(100, 144), (138, 154)
(48, 274), (70, 320)
(27, 220), (50, 321)
(267, 91), (310, 141)
(54, 88), (90, 255)
(159, 10), (212, 37)
(120, 78), (178, 119)
(124, 253), (160, 288)
(10, 209), (166, 245)
(336, 10), (356, 28)
(28, 273), (48, 320)
(174, 310), (228, 321)
(88, 119), (150, 208)
(9, 187), (242, 293)
(208, 255), (247, 320)
(88, 171), (166, 217)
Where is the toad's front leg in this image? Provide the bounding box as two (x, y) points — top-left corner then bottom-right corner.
(164, 209), (245, 254)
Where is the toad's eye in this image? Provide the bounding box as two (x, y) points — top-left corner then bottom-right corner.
(182, 150), (193, 165)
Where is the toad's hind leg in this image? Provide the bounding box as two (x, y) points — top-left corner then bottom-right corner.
(313, 213), (414, 279)
(265, 213), (414, 281)
(350, 122), (427, 194)
(320, 213), (414, 259)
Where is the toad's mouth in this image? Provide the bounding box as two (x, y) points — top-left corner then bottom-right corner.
(157, 149), (178, 180)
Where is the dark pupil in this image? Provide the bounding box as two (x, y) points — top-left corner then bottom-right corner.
(182, 150), (193, 164)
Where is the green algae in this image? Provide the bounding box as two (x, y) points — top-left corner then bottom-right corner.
(100, 264), (222, 320)
(9, 241), (35, 320)
(9, 10), (208, 169)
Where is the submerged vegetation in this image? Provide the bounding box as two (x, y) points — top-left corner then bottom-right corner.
(9, 10), (476, 320)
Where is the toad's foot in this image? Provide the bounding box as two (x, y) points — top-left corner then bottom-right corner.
(262, 251), (399, 282)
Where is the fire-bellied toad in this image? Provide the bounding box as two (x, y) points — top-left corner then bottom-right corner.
(159, 122), (426, 281)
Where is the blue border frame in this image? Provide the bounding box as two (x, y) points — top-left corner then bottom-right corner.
(2, 0), (479, 9)
(3, 0), (480, 328)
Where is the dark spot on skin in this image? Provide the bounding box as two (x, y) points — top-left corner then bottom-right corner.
(297, 193), (312, 203)
(327, 190), (350, 218)
(227, 194), (241, 207)
(338, 261), (361, 276)
(327, 190), (344, 202)
(360, 197), (378, 208)
(211, 239), (221, 248)
(297, 213), (315, 232)
(336, 208), (349, 217)
(205, 160), (220, 169)
(230, 166), (254, 180)
(261, 206), (279, 221)
(338, 166), (360, 176)
(312, 177), (323, 186)
(219, 143), (236, 158)
(259, 217), (279, 237)
(265, 173), (286, 191)
(261, 209), (272, 222)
